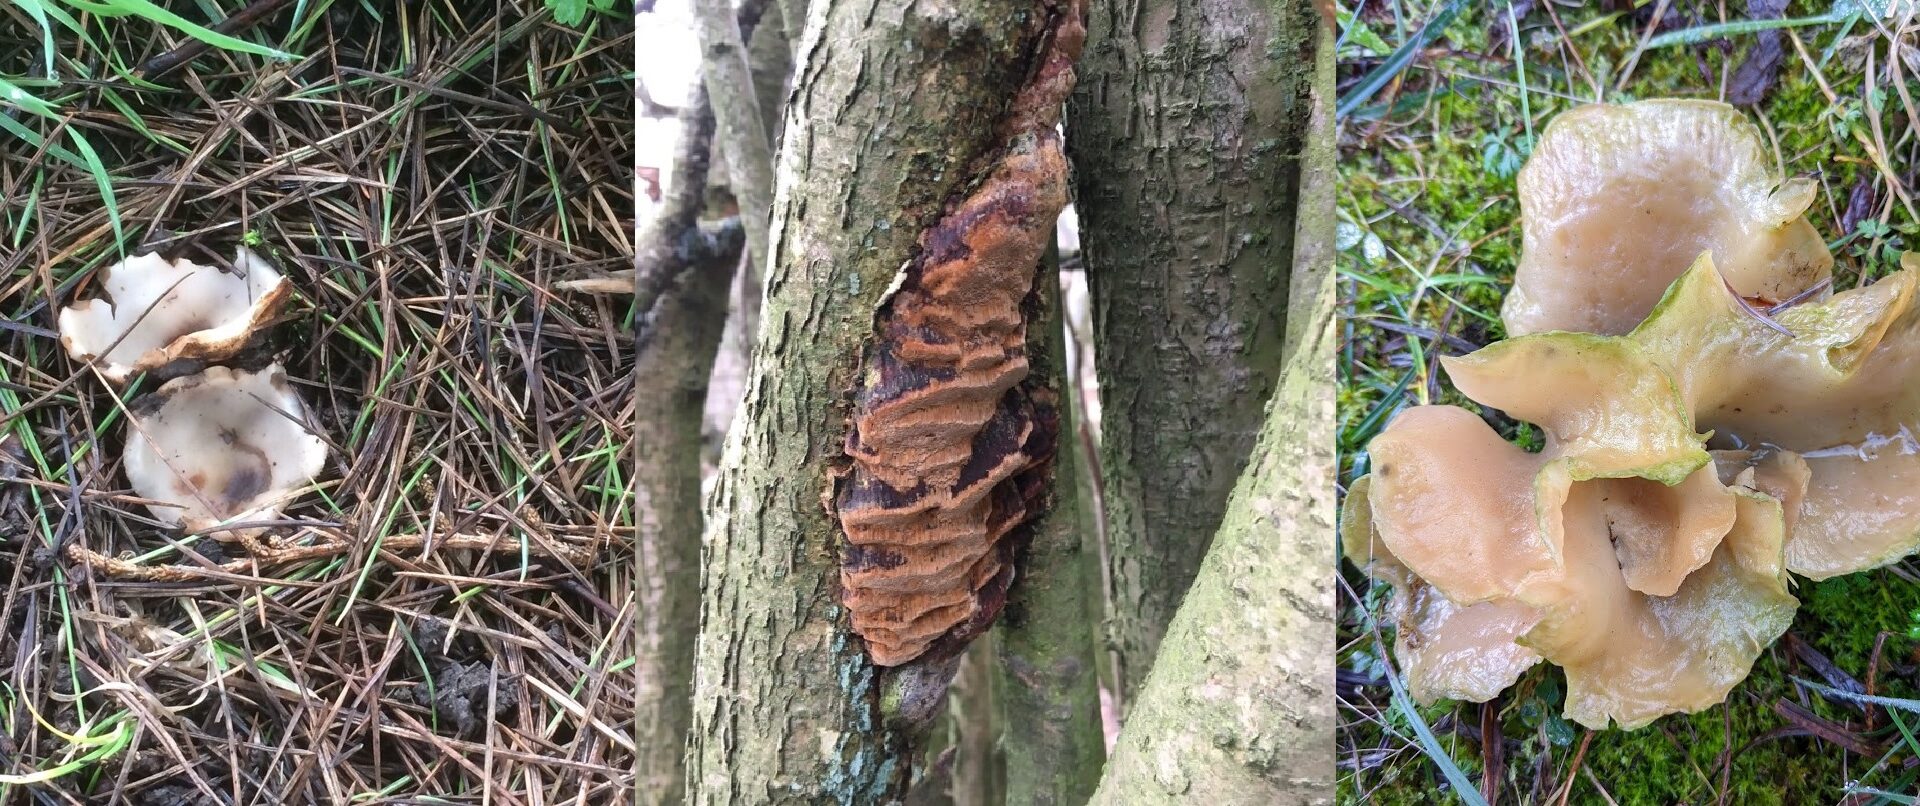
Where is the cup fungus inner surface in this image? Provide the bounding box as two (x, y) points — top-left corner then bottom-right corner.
(59, 247), (287, 383)
(124, 364), (326, 529)
(1502, 99), (1832, 337)
(1352, 398), (1797, 729)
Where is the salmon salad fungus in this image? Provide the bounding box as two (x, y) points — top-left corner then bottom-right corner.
(1347, 99), (1920, 730)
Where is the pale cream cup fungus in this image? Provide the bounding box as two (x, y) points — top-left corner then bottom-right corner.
(59, 247), (290, 385)
(1503, 100), (1833, 337)
(123, 364), (326, 532)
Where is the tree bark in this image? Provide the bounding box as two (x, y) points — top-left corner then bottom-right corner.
(995, 257), (1106, 805)
(685, 1), (1072, 801)
(948, 638), (1004, 806)
(703, 0), (795, 465)
(694, 0), (775, 279)
(633, 84), (742, 805)
(1088, 11), (1334, 800)
(1067, 0), (1320, 698)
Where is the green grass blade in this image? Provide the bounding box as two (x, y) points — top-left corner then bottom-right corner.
(1336, 0), (1467, 120)
(13, 0), (58, 76)
(59, 0), (298, 60)
(1644, 12), (1850, 49)
(0, 76), (60, 118)
(63, 129), (124, 250)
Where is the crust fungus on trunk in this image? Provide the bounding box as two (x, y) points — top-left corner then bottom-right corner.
(830, 0), (1084, 669)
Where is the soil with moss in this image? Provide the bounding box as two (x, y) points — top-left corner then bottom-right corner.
(0, 3), (635, 801)
(1338, 2), (1920, 803)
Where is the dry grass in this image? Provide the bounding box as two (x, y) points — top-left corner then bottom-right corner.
(0, 3), (636, 802)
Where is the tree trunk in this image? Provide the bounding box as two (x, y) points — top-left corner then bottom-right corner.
(948, 638), (1005, 806)
(1067, 0), (1320, 698)
(633, 84), (742, 805)
(685, 1), (1077, 801)
(995, 257), (1106, 805)
(1089, 12), (1334, 800)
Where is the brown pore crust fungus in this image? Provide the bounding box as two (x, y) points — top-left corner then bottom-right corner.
(59, 247), (290, 384)
(1350, 99), (1920, 730)
(124, 364), (327, 532)
(1502, 100), (1833, 337)
(832, 0), (1084, 667)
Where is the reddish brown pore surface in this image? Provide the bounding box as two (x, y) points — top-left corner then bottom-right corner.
(835, 0), (1083, 667)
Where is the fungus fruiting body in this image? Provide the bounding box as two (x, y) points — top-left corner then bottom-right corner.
(1503, 100), (1832, 337)
(1349, 99), (1920, 730)
(59, 247), (288, 384)
(832, 0), (1083, 667)
(124, 364), (327, 531)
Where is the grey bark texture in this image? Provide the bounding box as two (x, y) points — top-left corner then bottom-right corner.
(1089, 11), (1335, 801)
(633, 83), (742, 805)
(684, 1), (1069, 801)
(995, 264), (1106, 805)
(1067, 0), (1322, 698)
(694, 0), (776, 280)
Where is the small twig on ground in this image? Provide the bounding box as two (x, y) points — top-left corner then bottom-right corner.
(66, 529), (599, 582)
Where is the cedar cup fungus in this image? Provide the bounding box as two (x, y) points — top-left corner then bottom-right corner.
(123, 364), (326, 532)
(59, 246), (290, 385)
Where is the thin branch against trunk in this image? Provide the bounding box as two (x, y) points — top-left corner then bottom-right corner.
(949, 637), (1005, 806)
(1090, 13), (1334, 800)
(1067, 0), (1321, 703)
(637, 79), (681, 118)
(684, 0), (1072, 799)
(701, 0), (796, 464)
(995, 255), (1106, 804)
(693, 0), (776, 282)
(631, 82), (742, 805)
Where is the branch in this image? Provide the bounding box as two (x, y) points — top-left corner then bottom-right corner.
(692, 0), (776, 281)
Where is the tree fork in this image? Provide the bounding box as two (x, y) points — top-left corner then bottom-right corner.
(1068, 0), (1322, 699)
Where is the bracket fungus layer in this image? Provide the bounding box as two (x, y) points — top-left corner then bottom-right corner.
(59, 247), (289, 384)
(125, 364), (327, 531)
(831, 0), (1083, 667)
(1502, 100), (1832, 337)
